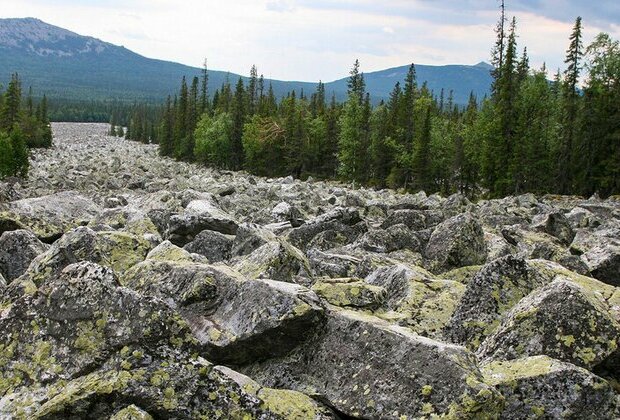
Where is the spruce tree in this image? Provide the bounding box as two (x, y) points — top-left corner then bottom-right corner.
(230, 78), (246, 169)
(557, 17), (583, 194)
(0, 73), (21, 133)
(200, 59), (209, 114)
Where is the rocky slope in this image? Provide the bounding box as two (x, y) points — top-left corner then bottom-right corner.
(0, 122), (619, 419)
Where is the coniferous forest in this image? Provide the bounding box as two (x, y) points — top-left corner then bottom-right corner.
(123, 11), (619, 199)
(0, 73), (52, 178)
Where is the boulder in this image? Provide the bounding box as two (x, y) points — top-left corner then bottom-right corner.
(287, 207), (364, 251)
(167, 197), (239, 245)
(110, 405), (153, 420)
(123, 257), (324, 366)
(244, 309), (504, 419)
(531, 211), (575, 245)
(0, 229), (49, 281)
(581, 243), (620, 286)
(425, 213), (487, 273)
(311, 278), (387, 309)
(482, 356), (619, 419)
(380, 209), (426, 231)
(0, 191), (101, 242)
(445, 256), (551, 350)
(355, 224), (420, 253)
(183, 230), (233, 263)
(23, 227), (152, 285)
(478, 278), (620, 370)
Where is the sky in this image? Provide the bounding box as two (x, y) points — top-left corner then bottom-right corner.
(2, 0), (619, 82)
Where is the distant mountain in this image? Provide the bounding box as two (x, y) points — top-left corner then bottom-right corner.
(0, 18), (493, 105)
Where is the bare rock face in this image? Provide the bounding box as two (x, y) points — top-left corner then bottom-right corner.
(2, 123), (620, 419)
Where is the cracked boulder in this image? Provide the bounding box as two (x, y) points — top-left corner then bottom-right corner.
(425, 212), (487, 273)
(0, 229), (49, 282)
(482, 356), (619, 419)
(311, 278), (387, 309)
(183, 229), (233, 263)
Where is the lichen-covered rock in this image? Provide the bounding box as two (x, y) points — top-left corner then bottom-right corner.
(23, 226), (152, 285)
(244, 309), (504, 419)
(531, 211), (575, 245)
(425, 213), (487, 273)
(311, 278), (386, 309)
(215, 365), (338, 419)
(380, 209), (426, 230)
(183, 229), (233, 262)
(194, 278), (324, 365)
(445, 255), (551, 350)
(110, 405), (154, 420)
(482, 356), (619, 419)
(365, 264), (466, 339)
(355, 223), (420, 253)
(146, 240), (205, 263)
(287, 207), (364, 251)
(167, 197), (239, 245)
(0, 262), (193, 395)
(478, 278), (620, 370)
(0, 229), (49, 281)
(233, 237), (312, 283)
(581, 242), (620, 286)
(0, 191), (101, 242)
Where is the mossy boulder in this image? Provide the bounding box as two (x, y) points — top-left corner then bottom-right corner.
(22, 227), (152, 286)
(311, 278), (387, 309)
(482, 356), (619, 419)
(215, 365), (338, 419)
(183, 229), (233, 263)
(0, 262), (193, 396)
(0, 229), (49, 281)
(478, 278), (620, 370)
(425, 213), (487, 273)
(0, 191), (101, 242)
(287, 207), (364, 251)
(110, 405), (154, 420)
(167, 197), (239, 245)
(381, 209), (427, 230)
(445, 255), (552, 350)
(244, 308), (504, 419)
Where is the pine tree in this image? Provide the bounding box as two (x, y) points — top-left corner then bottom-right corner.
(411, 105), (432, 191)
(173, 77), (188, 159)
(230, 78), (246, 169)
(159, 96), (174, 156)
(248, 65), (258, 116)
(0, 73), (21, 133)
(200, 59), (209, 114)
(491, 0), (507, 93)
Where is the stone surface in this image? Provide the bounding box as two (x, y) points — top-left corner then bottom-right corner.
(183, 229), (233, 263)
(0, 229), (49, 281)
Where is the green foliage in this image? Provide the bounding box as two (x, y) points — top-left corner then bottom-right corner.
(194, 112), (234, 169)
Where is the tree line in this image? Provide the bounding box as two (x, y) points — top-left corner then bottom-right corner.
(0, 73), (52, 179)
(124, 8), (619, 198)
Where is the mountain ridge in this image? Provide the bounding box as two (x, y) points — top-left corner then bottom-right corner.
(0, 17), (493, 104)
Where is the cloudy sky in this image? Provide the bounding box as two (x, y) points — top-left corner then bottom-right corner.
(2, 0), (619, 81)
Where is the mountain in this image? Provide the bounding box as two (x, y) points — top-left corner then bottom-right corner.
(0, 18), (493, 104)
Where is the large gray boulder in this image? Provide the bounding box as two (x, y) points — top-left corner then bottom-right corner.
(425, 212), (487, 273)
(244, 308), (504, 419)
(287, 207), (364, 251)
(478, 278), (620, 370)
(531, 211), (575, 245)
(22, 226), (152, 286)
(482, 356), (619, 419)
(0, 191), (101, 242)
(0, 229), (49, 281)
(167, 197), (239, 245)
(183, 229), (233, 263)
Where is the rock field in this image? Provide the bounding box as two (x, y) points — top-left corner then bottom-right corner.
(0, 122), (619, 419)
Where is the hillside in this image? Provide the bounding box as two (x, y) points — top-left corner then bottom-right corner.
(0, 18), (492, 104)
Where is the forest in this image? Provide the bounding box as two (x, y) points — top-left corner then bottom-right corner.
(123, 11), (618, 198)
(0, 73), (52, 178)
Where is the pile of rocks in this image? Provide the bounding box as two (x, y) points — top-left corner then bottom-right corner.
(0, 123), (619, 418)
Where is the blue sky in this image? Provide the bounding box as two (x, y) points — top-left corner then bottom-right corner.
(2, 0), (618, 81)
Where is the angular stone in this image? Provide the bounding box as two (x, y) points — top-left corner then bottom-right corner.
(0, 191), (101, 242)
(183, 230), (233, 263)
(478, 278), (620, 370)
(381, 209), (426, 231)
(356, 224), (420, 253)
(482, 356), (619, 419)
(0, 229), (49, 281)
(23, 227), (152, 285)
(167, 197), (238, 245)
(244, 309), (504, 419)
(110, 405), (154, 420)
(531, 211), (575, 245)
(425, 213), (487, 273)
(287, 207), (364, 251)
